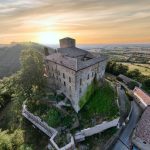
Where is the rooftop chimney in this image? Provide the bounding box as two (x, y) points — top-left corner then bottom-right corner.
(59, 37), (76, 48)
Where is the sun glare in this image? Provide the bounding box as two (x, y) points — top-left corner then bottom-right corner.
(37, 32), (62, 44)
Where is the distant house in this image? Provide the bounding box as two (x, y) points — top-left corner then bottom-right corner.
(133, 87), (150, 110)
(132, 106), (150, 150)
(45, 37), (107, 112)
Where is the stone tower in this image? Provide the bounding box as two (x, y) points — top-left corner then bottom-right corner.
(59, 37), (76, 48)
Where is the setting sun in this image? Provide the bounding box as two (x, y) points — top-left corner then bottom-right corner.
(37, 32), (63, 44)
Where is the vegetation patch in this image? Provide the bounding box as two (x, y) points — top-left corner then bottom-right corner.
(0, 129), (25, 150)
(79, 81), (118, 127)
(28, 101), (73, 128)
(79, 78), (99, 109)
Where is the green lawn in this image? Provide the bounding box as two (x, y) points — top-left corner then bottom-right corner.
(79, 81), (119, 126)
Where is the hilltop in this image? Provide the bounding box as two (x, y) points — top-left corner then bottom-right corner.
(0, 42), (54, 78)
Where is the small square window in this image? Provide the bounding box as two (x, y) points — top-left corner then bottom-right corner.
(80, 79), (82, 85)
(69, 77), (71, 83)
(63, 73), (65, 79)
(92, 72), (94, 77)
(79, 88), (82, 93)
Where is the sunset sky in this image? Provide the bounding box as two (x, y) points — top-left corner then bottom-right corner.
(1, 0), (150, 44)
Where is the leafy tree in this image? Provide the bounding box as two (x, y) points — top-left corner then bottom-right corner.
(144, 78), (150, 87)
(0, 74), (20, 110)
(127, 69), (142, 80)
(106, 61), (128, 76)
(20, 49), (46, 96)
(127, 81), (139, 90)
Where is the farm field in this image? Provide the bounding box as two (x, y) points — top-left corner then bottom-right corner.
(118, 62), (150, 76)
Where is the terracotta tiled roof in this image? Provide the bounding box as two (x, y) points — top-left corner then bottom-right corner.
(133, 87), (150, 105)
(134, 106), (150, 144)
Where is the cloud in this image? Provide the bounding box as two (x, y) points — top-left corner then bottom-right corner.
(1, 0), (150, 43)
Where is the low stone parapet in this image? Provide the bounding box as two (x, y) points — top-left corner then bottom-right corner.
(75, 118), (119, 142)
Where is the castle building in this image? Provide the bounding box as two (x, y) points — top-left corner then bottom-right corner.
(45, 37), (107, 112)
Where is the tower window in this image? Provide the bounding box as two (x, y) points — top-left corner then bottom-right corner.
(87, 74), (89, 79)
(63, 73), (65, 78)
(69, 77), (71, 83)
(79, 88), (82, 93)
(92, 72), (94, 77)
(95, 73), (97, 78)
(64, 81), (66, 86)
(80, 79), (82, 85)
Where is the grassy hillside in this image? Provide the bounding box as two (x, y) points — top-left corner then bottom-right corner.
(0, 42), (54, 78)
(118, 62), (150, 76)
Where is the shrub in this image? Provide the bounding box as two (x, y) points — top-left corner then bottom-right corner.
(127, 81), (139, 90)
(144, 78), (150, 87)
(0, 129), (24, 150)
(43, 108), (61, 127)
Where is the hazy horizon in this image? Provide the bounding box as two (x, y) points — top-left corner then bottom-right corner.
(1, 41), (150, 50)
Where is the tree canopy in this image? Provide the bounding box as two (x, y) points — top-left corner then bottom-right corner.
(20, 49), (46, 95)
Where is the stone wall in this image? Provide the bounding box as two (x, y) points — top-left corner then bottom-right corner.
(75, 118), (119, 142)
(22, 104), (76, 150)
(75, 60), (107, 111)
(47, 57), (107, 112)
